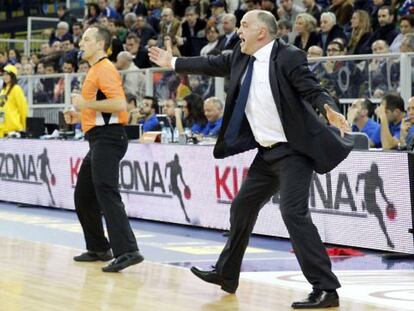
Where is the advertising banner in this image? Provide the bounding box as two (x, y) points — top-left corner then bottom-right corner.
(0, 139), (412, 253)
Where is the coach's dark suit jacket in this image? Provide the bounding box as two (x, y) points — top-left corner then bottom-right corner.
(175, 39), (353, 174)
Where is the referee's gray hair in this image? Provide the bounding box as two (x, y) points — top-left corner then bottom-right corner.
(257, 11), (278, 38)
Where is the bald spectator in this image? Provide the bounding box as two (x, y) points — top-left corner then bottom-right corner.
(116, 51), (145, 101)
(214, 13), (239, 53)
(368, 40), (399, 98)
(180, 6), (207, 56)
(307, 45), (324, 74)
(347, 98), (380, 147)
(390, 15), (414, 53)
(369, 6), (399, 46)
(201, 97), (223, 137)
(278, 0), (305, 25)
(318, 12), (347, 53)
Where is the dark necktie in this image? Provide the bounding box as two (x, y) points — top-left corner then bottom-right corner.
(224, 56), (255, 144)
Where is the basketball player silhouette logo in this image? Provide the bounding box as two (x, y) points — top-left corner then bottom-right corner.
(165, 154), (191, 223)
(37, 148), (56, 206)
(356, 163), (395, 248)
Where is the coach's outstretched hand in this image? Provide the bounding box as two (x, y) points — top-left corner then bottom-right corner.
(148, 38), (173, 69)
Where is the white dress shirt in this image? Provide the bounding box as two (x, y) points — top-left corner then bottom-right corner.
(171, 39), (287, 147)
(244, 40), (287, 147)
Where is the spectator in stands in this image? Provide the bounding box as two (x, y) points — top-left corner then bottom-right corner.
(329, 0), (354, 29)
(180, 6), (207, 56)
(126, 0), (148, 16)
(390, 15), (414, 53)
(19, 63), (34, 97)
(261, 0), (279, 20)
(72, 22), (84, 46)
(114, 0), (125, 18)
(162, 99), (178, 131)
(367, 40), (398, 98)
(399, 96), (414, 150)
(278, 0), (305, 25)
(293, 13), (320, 51)
(85, 3), (101, 26)
(347, 98), (380, 147)
(369, 6), (399, 46)
(182, 93), (208, 134)
(126, 95), (141, 124)
(98, 0), (121, 20)
(276, 20), (295, 44)
(307, 45), (324, 74)
(124, 12), (138, 33)
(372, 92), (405, 149)
(0, 65), (28, 137)
(213, 14), (239, 54)
(7, 49), (20, 65)
(234, 0), (262, 26)
(77, 60), (90, 88)
(370, 0), (386, 31)
(347, 10), (372, 54)
(125, 33), (152, 68)
(208, 0), (227, 33)
(116, 51), (145, 101)
(318, 12), (347, 53)
(200, 25), (220, 56)
(189, 0), (210, 19)
(40, 43), (51, 58)
(303, 0), (323, 26)
(30, 54), (40, 68)
(53, 60), (78, 103)
(159, 8), (183, 48)
(320, 40), (363, 98)
(41, 63), (58, 103)
(399, 0), (414, 16)
(107, 19), (124, 62)
(400, 32), (414, 52)
(139, 96), (161, 132)
(20, 55), (29, 66)
(201, 96), (223, 137)
(135, 15), (158, 48)
(57, 4), (78, 31)
(0, 51), (8, 68)
(50, 22), (73, 46)
(60, 38), (78, 68)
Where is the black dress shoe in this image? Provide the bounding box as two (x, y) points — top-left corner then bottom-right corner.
(291, 290), (339, 309)
(102, 251), (144, 272)
(190, 266), (238, 294)
(73, 250), (113, 262)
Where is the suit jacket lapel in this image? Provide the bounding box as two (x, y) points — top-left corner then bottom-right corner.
(269, 40), (283, 120)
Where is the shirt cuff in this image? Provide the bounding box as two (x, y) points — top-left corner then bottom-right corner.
(171, 57), (177, 70)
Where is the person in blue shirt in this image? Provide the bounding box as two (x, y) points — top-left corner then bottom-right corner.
(372, 93), (405, 149)
(347, 98), (380, 147)
(201, 97), (223, 137)
(399, 96), (414, 150)
(98, 0), (122, 20)
(139, 96), (161, 132)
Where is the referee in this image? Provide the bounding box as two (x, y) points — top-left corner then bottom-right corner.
(65, 25), (143, 272)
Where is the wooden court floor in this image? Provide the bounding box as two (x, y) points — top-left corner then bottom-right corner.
(0, 237), (392, 311)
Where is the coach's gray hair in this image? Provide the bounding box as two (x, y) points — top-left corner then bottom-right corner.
(257, 11), (278, 38)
